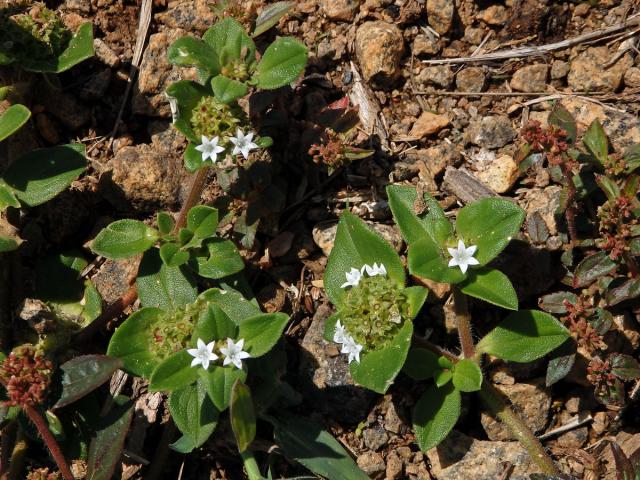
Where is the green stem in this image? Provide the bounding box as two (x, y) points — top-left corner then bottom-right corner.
(479, 383), (560, 475)
(240, 449), (263, 480)
(450, 290), (560, 476)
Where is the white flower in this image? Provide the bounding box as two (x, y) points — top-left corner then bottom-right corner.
(220, 338), (251, 369)
(195, 135), (225, 163)
(363, 262), (387, 277)
(229, 129), (259, 160)
(447, 239), (479, 274)
(333, 319), (347, 344)
(341, 267), (362, 289)
(187, 338), (218, 370)
(341, 335), (363, 364)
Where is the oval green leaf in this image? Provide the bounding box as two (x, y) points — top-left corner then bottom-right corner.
(211, 75), (248, 104)
(0, 104), (30, 142)
(254, 37), (307, 90)
(350, 321), (413, 394)
(459, 267), (518, 310)
(92, 220), (158, 259)
(149, 350), (200, 392)
(190, 238), (245, 280)
(106, 308), (164, 378)
(230, 380), (256, 453)
(386, 184), (452, 245)
(455, 198), (525, 265)
(237, 312), (289, 358)
(408, 236), (465, 284)
(169, 380), (219, 450)
(413, 383), (461, 452)
(452, 359), (482, 392)
(199, 365), (247, 411)
(3, 144), (86, 207)
(476, 310), (570, 363)
(167, 36), (219, 76)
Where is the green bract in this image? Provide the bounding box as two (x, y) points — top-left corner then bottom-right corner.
(107, 287), (289, 452)
(323, 212), (427, 393)
(387, 185), (524, 309)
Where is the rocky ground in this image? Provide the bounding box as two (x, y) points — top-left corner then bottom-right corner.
(4, 0), (640, 478)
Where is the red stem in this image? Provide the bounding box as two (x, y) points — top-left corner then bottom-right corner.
(22, 405), (73, 480)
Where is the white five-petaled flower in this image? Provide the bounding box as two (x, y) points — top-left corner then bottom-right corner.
(333, 319), (347, 344)
(229, 128), (259, 160)
(220, 338), (251, 370)
(341, 267), (362, 289)
(362, 262), (387, 277)
(187, 338), (218, 370)
(341, 335), (363, 364)
(447, 239), (479, 274)
(195, 135), (225, 163)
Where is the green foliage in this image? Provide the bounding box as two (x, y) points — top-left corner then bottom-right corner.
(91, 220), (159, 259)
(230, 380), (256, 452)
(476, 310), (570, 362)
(390, 185), (523, 307)
(0, 4), (94, 73)
(169, 380), (219, 452)
(451, 359), (482, 392)
(413, 383), (461, 452)
(2, 143), (86, 208)
(254, 37), (308, 89)
(166, 16), (306, 170)
(0, 104), (30, 142)
(269, 414), (370, 480)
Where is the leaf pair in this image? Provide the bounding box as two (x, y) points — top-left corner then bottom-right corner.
(387, 185), (524, 310)
(167, 17), (307, 92)
(323, 212), (427, 393)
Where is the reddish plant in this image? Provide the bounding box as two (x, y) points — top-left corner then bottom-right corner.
(562, 298), (606, 354)
(0, 345), (53, 407)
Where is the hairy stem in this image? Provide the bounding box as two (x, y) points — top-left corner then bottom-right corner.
(240, 449), (263, 480)
(73, 167), (210, 343)
(22, 405), (74, 480)
(479, 383), (560, 475)
(452, 288), (474, 358)
(73, 285), (138, 345)
(436, 290), (559, 475)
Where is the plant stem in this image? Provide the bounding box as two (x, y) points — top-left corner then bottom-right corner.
(73, 167), (210, 343)
(479, 383), (560, 475)
(450, 290), (560, 475)
(452, 288), (474, 358)
(73, 284), (138, 345)
(22, 405), (74, 480)
(561, 162), (578, 246)
(174, 167), (209, 233)
(240, 449), (263, 480)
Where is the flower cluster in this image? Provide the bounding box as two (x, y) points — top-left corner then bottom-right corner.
(447, 239), (479, 274)
(196, 129), (258, 165)
(597, 194), (637, 260)
(152, 298), (211, 358)
(562, 297), (606, 354)
(336, 263), (410, 351)
(520, 120), (571, 167)
(341, 262), (387, 289)
(0, 345), (53, 407)
(333, 320), (363, 364)
(187, 337), (250, 371)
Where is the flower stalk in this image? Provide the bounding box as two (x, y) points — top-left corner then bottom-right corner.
(422, 290), (561, 476)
